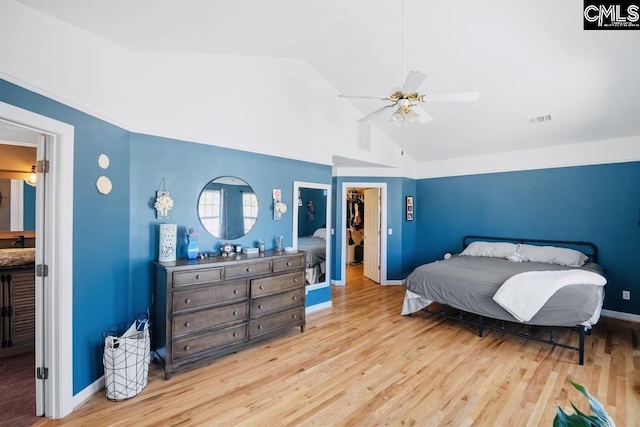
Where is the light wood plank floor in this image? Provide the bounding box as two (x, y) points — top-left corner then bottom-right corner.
(35, 265), (639, 426)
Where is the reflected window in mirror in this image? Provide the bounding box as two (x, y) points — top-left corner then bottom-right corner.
(198, 188), (223, 237)
(198, 176), (258, 240)
(242, 192), (259, 234)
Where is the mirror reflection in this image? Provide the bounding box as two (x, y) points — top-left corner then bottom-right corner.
(296, 187), (327, 285)
(198, 176), (258, 240)
(0, 141), (37, 232)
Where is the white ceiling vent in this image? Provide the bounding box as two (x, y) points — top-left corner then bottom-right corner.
(357, 121), (371, 151)
(527, 114), (552, 125)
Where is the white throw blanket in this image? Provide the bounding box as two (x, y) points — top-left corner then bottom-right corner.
(493, 270), (606, 322)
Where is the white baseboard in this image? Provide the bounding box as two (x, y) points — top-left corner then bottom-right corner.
(601, 309), (640, 323)
(331, 279), (345, 286)
(384, 279), (405, 286)
(306, 301), (332, 314)
(73, 375), (104, 408)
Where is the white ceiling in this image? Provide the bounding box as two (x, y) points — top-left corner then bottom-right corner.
(15, 0), (640, 163)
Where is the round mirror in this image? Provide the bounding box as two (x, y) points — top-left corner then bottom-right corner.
(197, 176), (258, 239)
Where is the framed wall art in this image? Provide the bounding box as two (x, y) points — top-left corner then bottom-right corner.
(406, 196), (414, 221)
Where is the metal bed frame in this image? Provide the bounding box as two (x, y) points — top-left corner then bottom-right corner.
(416, 235), (601, 366)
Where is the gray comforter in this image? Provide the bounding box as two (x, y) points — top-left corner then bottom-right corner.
(405, 256), (605, 327)
(297, 236), (326, 268)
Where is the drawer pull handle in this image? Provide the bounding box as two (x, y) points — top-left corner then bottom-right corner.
(292, 314), (297, 319)
(233, 332), (238, 337)
(185, 322), (191, 328)
(185, 298), (192, 304)
(258, 304), (263, 309)
(246, 267), (251, 272)
(293, 296), (297, 301)
(259, 285), (264, 290)
(233, 311), (238, 316)
(185, 345), (191, 351)
(287, 262), (292, 266)
(195, 274), (201, 280)
(234, 289), (239, 294)
(258, 325), (263, 330)
(293, 278), (298, 283)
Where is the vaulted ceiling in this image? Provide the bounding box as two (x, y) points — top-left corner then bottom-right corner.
(14, 0), (640, 163)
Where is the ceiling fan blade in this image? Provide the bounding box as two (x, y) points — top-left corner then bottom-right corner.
(411, 105), (434, 123)
(339, 94), (389, 100)
(402, 71), (428, 93)
(358, 104), (395, 122)
(423, 91), (480, 102)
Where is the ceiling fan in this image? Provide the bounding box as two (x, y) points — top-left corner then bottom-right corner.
(339, 71), (480, 125)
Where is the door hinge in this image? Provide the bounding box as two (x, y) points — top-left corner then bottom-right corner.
(36, 160), (50, 174)
(37, 367), (49, 380)
(36, 264), (49, 277)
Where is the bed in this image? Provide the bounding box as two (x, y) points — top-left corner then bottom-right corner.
(402, 236), (606, 365)
(297, 228), (327, 284)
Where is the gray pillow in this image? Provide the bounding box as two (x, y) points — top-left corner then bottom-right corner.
(517, 244), (588, 267)
(460, 241), (518, 259)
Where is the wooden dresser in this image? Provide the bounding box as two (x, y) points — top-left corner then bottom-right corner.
(154, 250), (306, 379)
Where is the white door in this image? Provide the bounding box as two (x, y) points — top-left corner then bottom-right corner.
(34, 135), (48, 415)
(363, 188), (380, 283)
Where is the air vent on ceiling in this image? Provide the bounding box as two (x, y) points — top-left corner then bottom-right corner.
(357, 121), (371, 151)
(527, 114), (552, 125)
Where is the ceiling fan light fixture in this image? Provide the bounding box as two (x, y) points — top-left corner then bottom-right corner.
(25, 165), (37, 187)
(405, 108), (419, 124)
(390, 107), (406, 125)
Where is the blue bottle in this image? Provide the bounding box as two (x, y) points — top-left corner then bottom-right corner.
(186, 236), (199, 259)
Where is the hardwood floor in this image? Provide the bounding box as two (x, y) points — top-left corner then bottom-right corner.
(35, 265), (639, 426)
(0, 352), (40, 427)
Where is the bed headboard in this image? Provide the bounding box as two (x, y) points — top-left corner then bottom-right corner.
(462, 235), (599, 264)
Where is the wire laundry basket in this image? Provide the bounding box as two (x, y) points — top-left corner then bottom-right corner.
(102, 313), (151, 401)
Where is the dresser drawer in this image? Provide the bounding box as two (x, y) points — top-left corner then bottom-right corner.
(173, 323), (247, 360)
(173, 281), (248, 313)
(173, 268), (222, 287)
(250, 289), (303, 318)
(272, 255), (304, 272)
(250, 307), (304, 338)
(173, 301), (248, 337)
(251, 271), (304, 297)
(225, 260), (271, 279)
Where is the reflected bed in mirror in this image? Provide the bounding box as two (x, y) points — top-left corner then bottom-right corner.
(294, 184), (329, 286)
(197, 176), (258, 240)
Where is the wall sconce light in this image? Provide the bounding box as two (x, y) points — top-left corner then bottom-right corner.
(273, 188), (287, 220)
(154, 177), (174, 219)
(24, 165), (37, 187)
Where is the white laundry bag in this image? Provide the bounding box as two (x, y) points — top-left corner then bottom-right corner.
(103, 318), (150, 401)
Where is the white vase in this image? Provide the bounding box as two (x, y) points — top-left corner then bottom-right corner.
(159, 224), (177, 262)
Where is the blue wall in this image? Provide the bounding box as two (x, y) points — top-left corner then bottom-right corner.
(416, 162), (640, 314)
(401, 177), (418, 278)
(23, 181), (36, 230)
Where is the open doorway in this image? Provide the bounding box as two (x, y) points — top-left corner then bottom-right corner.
(0, 102), (75, 419)
(292, 181), (332, 299)
(0, 135), (38, 425)
(339, 182), (387, 285)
